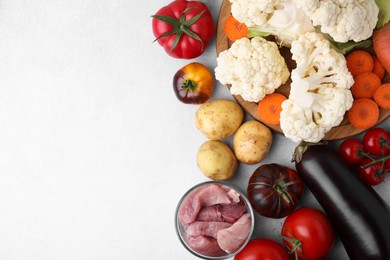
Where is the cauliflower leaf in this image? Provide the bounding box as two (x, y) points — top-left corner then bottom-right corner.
(376, 0), (390, 28)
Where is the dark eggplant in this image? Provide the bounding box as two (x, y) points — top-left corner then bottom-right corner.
(293, 142), (390, 260)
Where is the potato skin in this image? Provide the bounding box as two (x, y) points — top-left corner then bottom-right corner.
(196, 140), (237, 180)
(233, 121), (272, 164)
(194, 99), (244, 140)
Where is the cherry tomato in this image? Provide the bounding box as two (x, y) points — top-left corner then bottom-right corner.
(152, 0), (215, 59)
(234, 238), (290, 260)
(338, 138), (365, 165)
(247, 164), (304, 219)
(358, 157), (386, 186)
(281, 207), (335, 260)
(363, 128), (390, 156)
(386, 159), (390, 170)
(173, 62), (214, 104)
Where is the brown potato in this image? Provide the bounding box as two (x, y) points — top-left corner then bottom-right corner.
(233, 120), (272, 164)
(194, 99), (244, 140)
(196, 140), (237, 180)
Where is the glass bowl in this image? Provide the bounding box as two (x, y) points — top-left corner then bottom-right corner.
(175, 181), (255, 259)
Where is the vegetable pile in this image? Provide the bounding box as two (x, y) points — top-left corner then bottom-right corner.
(346, 50), (390, 129)
(293, 141), (390, 259)
(215, 0), (390, 143)
(151, 0), (390, 259)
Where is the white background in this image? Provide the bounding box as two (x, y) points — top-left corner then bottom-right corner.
(0, 0), (388, 259)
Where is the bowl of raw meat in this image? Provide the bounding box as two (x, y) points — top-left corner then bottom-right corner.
(175, 181), (255, 259)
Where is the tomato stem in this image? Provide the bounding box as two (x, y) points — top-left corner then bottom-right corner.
(361, 154), (390, 168)
(152, 7), (205, 52)
(182, 79), (196, 92)
(273, 179), (295, 206)
(281, 234), (302, 260)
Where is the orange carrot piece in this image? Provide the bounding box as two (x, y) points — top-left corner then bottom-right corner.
(346, 50), (374, 78)
(347, 98), (379, 129)
(373, 83), (390, 109)
(351, 72), (381, 99)
(373, 22), (390, 75)
(372, 56), (386, 80)
(224, 14), (248, 41)
(257, 93), (287, 125)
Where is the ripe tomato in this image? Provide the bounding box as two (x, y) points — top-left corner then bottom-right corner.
(363, 128), (390, 156)
(281, 207), (335, 260)
(247, 164), (303, 219)
(151, 0), (215, 59)
(234, 238), (289, 260)
(358, 157), (386, 186)
(338, 138), (365, 165)
(173, 62), (214, 104)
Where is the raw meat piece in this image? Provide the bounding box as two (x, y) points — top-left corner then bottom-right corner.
(223, 186), (241, 203)
(217, 213), (252, 254)
(186, 235), (226, 257)
(185, 221), (232, 239)
(196, 204), (247, 223)
(179, 184), (232, 224)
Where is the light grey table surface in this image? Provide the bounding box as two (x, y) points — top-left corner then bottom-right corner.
(0, 1), (388, 260)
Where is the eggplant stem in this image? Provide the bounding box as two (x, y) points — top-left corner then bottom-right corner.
(292, 141), (327, 163)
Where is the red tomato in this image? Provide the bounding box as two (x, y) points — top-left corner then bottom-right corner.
(234, 238), (289, 260)
(151, 0), (215, 59)
(338, 138), (365, 165)
(358, 157), (386, 186)
(281, 207), (335, 260)
(386, 159), (390, 170)
(247, 164), (304, 219)
(363, 128), (390, 156)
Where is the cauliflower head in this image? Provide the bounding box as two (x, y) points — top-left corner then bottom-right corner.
(280, 32), (354, 143)
(295, 0), (379, 42)
(215, 37), (290, 102)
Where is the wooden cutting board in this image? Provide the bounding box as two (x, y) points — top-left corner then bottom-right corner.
(215, 0), (390, 140)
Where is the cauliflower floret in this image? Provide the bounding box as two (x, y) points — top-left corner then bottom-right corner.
(230, 0), (277, 27)
(281, 87), (353, 142)
(215, 37), (290, 102)
(295, 0), (379, 42)
(231, 0), (314, 46)
(280, 32), (354, 143)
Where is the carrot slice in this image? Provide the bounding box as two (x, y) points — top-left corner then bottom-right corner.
(372, 56), (386, 80)
(351, 72), (381, 99)
(257, 93), (287, 125)
(347, 98), (379, 129)
(224, 15), (248, 41)
(373, 83), (390, 109)
(346, 50), (374, 78)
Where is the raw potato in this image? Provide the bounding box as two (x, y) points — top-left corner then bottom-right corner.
(196, 140), (237, 180)
(194, 99), (244, 140)
(233, 120), (272, 164)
